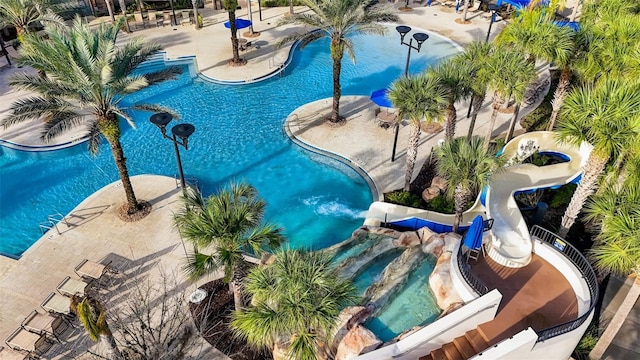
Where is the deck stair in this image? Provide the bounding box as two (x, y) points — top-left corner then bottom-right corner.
(418, 329), (490, 360)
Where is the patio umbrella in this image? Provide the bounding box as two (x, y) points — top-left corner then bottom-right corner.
(463, 215), (485, 250)
(370, 88), (393, 108)
(224, 18), (252, 29)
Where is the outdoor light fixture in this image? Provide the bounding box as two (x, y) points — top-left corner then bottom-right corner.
(150, 112), (195, 193)
(390, 25), (430, 162)
(485, 4), (502, 43)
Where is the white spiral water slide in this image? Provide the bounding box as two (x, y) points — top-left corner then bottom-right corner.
(365, 131), (592, 268)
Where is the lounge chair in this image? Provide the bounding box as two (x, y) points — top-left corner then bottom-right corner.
(133, 13), (148, 29)
(56, 276), (89, 297)
(5, 327), (54, 357)
(181, 10), (193, 26)
(149, 12), (163, 27)
(74, 259), (112, 281)
(163, 11), (173, 26)
(41, 292), (71, 316)
(21, 310), (69, 341)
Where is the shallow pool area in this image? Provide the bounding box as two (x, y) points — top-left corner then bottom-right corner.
(364, 257), (441, 342)
(0, 26), (460, 257)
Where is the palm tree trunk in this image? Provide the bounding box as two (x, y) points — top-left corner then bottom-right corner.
(453, 185), (468, 233)
(289, 0), (294, 15)
(559, 151), (608, 237)
(404, 122), (421, 191)
(229, 11), (240, 63)
(547, 66), (572, 131)
(483, 93), (501, 151)
(192, 0), (201, 29)
(461, 0), (470, 22)
(330, 41), (343, 123)
(107, 137), (139, 214)
(467, 93), (485, 143)
(445, 102), (456, 140)
(118, 0), (131, 33)
(505, 103), (520, 143)
(232, 280), (243, 312)
(100, 333), (122, 358)
(106, 0), (116, 22)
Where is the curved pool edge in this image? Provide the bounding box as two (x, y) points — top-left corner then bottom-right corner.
(283, 104), (381, 203)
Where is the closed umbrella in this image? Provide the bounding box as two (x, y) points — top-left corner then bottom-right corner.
(463, 215), (485, 250)
(224, 18), (252, 29)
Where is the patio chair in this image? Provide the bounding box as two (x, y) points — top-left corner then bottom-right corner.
(21, 310), (69, 341)
(133, 12), (148, 29)
(180, 10), (193, 26)
(74, 259), (113, 281)
(149, 12), (163, 27)
(41, 292), (72, 317)
(5, 327), (54, 358)
(163, 11), (173, 26)
(56, 276), (89, 297)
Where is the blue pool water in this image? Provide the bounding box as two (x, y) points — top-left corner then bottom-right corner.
(351, 248), (404, 295)
(0, 26), (460, 257)
(364, 257), (441, 342)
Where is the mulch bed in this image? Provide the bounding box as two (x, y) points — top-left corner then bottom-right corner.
(189, 279), (272, 360)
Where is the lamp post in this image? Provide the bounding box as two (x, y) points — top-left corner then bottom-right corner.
(169, 0), (178, 26)
(392, 25), (429, 162)
(0, 37), (11, 66)
(150, 112), (195, 193)
(485, 4), (501, 43)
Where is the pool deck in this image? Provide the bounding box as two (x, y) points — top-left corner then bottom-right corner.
(0, 2), (579, 359)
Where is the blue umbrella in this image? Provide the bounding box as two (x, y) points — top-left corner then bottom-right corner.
(224, 18), (252, 29)
(554, 21), (580, 32)
(463, 215), (485, 250)
(370, 88), (393, 108)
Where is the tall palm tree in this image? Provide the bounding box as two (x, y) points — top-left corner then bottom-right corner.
(0, 17), (182, 216)
(457, 41), (493, 142)
(435, 136), (504, 233)
(482, 45), (536, 150)
(495, 6), (575, 66)
(71, 295), (122, 359)
(232, 249), (358, 360)
(223, 0), (244, 65)
(426, 58), (472, 141)
(173, 183), (285, 312)
(0, 0), (75, 37)
(278, 0), (397, 123)
(555, 77), (640, 237)
(388, 74), (447, 191)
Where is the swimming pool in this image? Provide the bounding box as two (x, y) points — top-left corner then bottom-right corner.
(0, 26), (460, 257)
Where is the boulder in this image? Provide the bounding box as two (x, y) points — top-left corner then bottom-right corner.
(333, 306), (367, 350)
(394, 231), (421, 247)
(431, 176), (449, 192)
(422, 186), (441, 202)
(416, 227), (437, 244)
(353, 226), (401, 239)
(422, 234), (445, 257)
(429, 250), (463, 310)
(335, 325), (382, 360)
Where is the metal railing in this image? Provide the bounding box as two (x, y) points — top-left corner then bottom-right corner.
(39, 212), (69, 235)
(456, 245), (490, 295)
(530, 225), (599, 342)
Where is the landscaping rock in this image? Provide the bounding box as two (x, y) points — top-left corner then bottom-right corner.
(422, 186), (441, 202)
(431, 176), (449, 192)
(335, 325), (382, 360)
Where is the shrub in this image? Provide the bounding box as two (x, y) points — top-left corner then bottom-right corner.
(386, 191), (423, 208)
(550, 184), (576, 208)
(572, 324), (599, 360)
(520, 101), (552, 131)
(425, 195), (455, 214)
(262, 0), (304, 7)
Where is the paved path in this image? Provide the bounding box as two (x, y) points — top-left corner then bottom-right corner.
(0, 2), (577, 358)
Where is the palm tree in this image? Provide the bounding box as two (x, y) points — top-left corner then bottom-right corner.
(388, 74), (447, 191)
(232, 249), (358, 360)
(457, 41), (493, 142)
(495, 6), (574, 66)
(0, 0), (75, 37)
(583, 174), (640, 359)
(223, 0), (244, 65)
(278, 0), (398, 123)
(435, 136), (504, 233)
(482, 45), (536, 150)
(555, 77), (640, 237)
(173, 183), (285, 312)
(0, 17), (182, 216)
(426, 58), (472, 141)
(71, 295), (122, 359)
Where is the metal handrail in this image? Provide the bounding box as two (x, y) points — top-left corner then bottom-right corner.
(456, 245), (490, 295)
(38, 212), (68, 235)
(530, 225), (599, 342)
